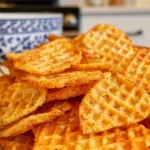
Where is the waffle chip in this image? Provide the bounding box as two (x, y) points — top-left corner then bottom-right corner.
(83, 24), (133, 57)
(0, 135), (34, 150)
(79, 72), (150, 134)
(0, 76), (14, 94)
(32, 98), (81, 139)
(0, 101), (71, 138)
(22, 71), (102, 89)
(46, 83), (95, 102)
(1, 24), (150, 148)
(33, 101), (150, 150)
(81, 24), (136, 71)
(0, 82), (47, 130)
(33, 124), (150, 150)
(8, 39), (82, 75)
(123, 46), (150, 94)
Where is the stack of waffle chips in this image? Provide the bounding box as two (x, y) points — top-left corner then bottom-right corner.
(0, 24), (150, 150)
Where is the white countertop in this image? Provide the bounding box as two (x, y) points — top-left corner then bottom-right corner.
(81, 6), (150, 15)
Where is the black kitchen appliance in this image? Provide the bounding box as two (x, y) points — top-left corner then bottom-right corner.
(0, 0), (58, 6)
(0, 0), (80, 37)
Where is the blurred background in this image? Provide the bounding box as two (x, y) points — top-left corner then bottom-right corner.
(0, 0), (150, 46)
(0, 0), (150, 75)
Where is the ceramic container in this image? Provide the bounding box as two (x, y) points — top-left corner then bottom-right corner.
(0, 13), (63, 61)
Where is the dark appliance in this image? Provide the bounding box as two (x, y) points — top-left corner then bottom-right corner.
(0, 1), (80, 37)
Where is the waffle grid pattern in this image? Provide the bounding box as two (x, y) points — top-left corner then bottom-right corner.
(33, 112), (150, 149)
(80, 73), (150, 134)
(123, 47), (150, 93)
(13, 39), (82, 75)
(82, 24), (135, 67)
(0, 102), (71, 138)
(0, 82), (47, 129)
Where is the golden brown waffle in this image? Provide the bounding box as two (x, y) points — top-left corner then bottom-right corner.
(83, 24), (133, 57)
(7, 39), (82, 75)
(0, 82), (47, 130)
(22, 71), (102, 89)
(0, 101), (71, 138)
(79, 24), (137, 71)
(79, 72), (150, 134)
(32, 98), (81, 140)
(54, 98), (81, 125)
(1, 24), (150, 148)
(122, 46), (150, 94)
(46, 83), (95, 102)
(34, 98), (80, 127)
(33, 101), (150, 150)
(0, 76), (14, 93)
(0, 135), (34, 150)
(33, 124), (150, 150)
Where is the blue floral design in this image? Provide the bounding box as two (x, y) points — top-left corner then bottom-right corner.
(0, 18), (62, 35)
(0, 17), (63, 61)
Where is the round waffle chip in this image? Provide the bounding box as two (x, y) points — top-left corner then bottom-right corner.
(33, 100), (150, 150)
(79, 72), (150, 134)
(0, 82), (47, 130)
(22, 71), (102, 89)
(33, 124), (150, 150)
(2, 23), (150, 149)
(79, 24), (137, 71)
(0, 101), (71, 138)
(82, 24), (133, 58)
(123, 46), (150, 94)
(8, 39), (82, 75)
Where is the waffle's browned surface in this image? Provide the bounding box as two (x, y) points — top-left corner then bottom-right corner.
(80, 24), (136, 70)
(79, 73), (150, 134)
(1, 24), (150, 149)
(123, 46), (150, 93)
(7, 39), (82, 75)
(33, 124), (150, 150)
(0, 101), (71, 138)
(83, 24), (133, 57)
(0, 82), (47, 130)
(22, 71), (102, 89)
(33, 99), (150, 150)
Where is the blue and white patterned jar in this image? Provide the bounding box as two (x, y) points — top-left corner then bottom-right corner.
(0, 13), (63, 62)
